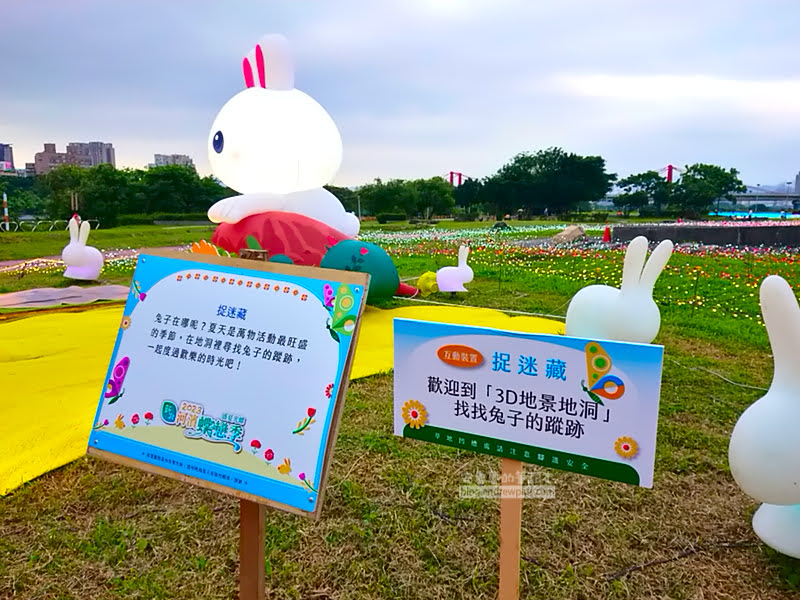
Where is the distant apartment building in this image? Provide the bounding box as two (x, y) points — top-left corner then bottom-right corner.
(67, 142), (115, 168)
(151, 153), (195, 168)
(33, 142), (116, 175)
(0, 143), (14, 171)
(795, 171), (800, 194)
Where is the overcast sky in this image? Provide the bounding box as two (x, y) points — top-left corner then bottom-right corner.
(2, 1), (799, 188)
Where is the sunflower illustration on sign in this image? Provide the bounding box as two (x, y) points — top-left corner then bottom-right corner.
(402, 400), (428, 429)
(614, 436), (639, 459)
(581, 342), (625, 406)
(325, 283), (358, 342)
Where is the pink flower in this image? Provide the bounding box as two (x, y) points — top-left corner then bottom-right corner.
(324, 383), (333, 398)
(103, 419), (109, 426)
(144, 412), (153, 421)
(298, 472), (306, 481)
(139, 292), (147, 301)
(250, 439), (261, 449)
(131, 414), (140, 425)
(307, 407), (316, 418)
(264, 449), (274, 461)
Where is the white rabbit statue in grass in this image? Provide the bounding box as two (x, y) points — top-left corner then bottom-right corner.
(62, 216), (103, 280)
(728, 275), (800, 558)
(206, 34), (359, 238)
(565, 236), (674, 344)
(436, 245), (473, 292)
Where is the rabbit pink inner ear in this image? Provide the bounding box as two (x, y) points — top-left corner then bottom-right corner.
(242, 57), (255, 88)
(255, 44), (266, 88)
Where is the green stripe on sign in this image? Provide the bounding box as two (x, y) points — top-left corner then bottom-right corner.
(403, 424), (639, 486)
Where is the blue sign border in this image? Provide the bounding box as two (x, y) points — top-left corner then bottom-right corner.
(88, 252), (367, 514)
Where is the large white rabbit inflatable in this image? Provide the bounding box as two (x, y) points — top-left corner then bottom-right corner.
(565, 236), (674, 344)
(206, 34), (359, 239)
(729, 275), (800, 558)
(62, 216), (104, 280)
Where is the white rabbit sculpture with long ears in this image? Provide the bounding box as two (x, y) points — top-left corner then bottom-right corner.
(62, 216), (104, 280)
(565, 236), (674, 344)
(436, 245), (473, 292)
(729, 275), (800, 558)
(206, 34), (360, 239)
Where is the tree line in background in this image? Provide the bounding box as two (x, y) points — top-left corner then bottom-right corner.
(613, 165), (746, 218)
(0, 148), (746, 226)
(0, 164), (233, 226)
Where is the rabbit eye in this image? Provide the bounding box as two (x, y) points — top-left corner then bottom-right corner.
(212, 131), (224, 154)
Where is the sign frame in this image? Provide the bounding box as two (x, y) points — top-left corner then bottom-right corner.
(392, 317), (664, 488)
(87, 250), (369, 520)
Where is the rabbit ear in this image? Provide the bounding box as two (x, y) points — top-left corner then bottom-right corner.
(243, 35), (294, 89)
(68, 217), (79, 242)
(252, 34), (294, 90)
(458, 245), (469, 264)
(620, 236), (648, 291)
(79, 221), (91, 245)
(760, 275), (800, 388)
(242, 56), (255, 88)
(639, 240), (674, 293)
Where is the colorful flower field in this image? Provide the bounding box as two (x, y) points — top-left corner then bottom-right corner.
(362, 228), (800, 325)
(4, 226), (800, 326)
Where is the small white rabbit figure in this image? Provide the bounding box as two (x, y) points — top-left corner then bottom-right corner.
(62, 216), (104, 280)
(206, 34), (360, 238)
(565, 236), (674, 344)
(729, 275), (800, 558)
(436, 245), (473, 292)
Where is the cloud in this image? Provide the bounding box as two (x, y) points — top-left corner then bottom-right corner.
(1, 0), (799, 187)
(554, 74), (800, 119)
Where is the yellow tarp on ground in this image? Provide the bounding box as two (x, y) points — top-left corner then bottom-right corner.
(0, 304), (562, 496)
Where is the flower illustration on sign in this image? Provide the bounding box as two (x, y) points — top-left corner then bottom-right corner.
(324, 383), (333, 398)
(131, 413), (140, 427)
(250, 439), (262, 454)
(298, 472), (317, 493)
(264, 448), (274, 462)
(293, 408), (316, 435)
(120, 316), (132, 330)
(131, 280), (147, 302)
(144, 412), (153, 425)
(614, 436), (639, 459)
(402, 400), (427, 429)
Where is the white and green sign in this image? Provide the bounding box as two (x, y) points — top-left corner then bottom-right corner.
(393, 319), (664, 487)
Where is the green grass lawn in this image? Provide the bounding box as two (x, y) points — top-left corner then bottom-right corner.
(2, 225), (799, 598)
(0, 224), (218, 261)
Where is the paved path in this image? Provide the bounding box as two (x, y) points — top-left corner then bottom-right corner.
(0, 285), (130, 309)
(0, 245), (188, 271)
(514, 234), (602, 248)
(0, 245), (189, 308)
